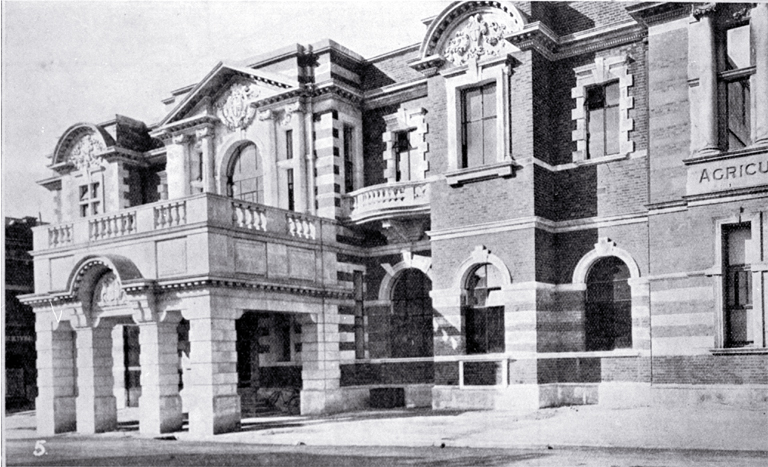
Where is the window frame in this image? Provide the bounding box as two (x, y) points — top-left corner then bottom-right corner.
(712, 214), (764, 350)
(463, 263), (505, 355)
(226, 143), (264, 204)
(78, 180), (102, 218)
(460, 82), (498, 169)
(716, 19), (755, 151)
(585, 80), (621, 160)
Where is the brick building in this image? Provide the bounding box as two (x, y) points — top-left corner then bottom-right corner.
(5, 216), (38, 411)
(21, 1), (767, 437)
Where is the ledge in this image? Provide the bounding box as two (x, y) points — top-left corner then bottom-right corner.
(445, 160), (518, 187)
(709, 347), (768, 356)
(683, 144), (768, 165)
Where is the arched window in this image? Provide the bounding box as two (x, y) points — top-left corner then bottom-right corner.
(585, 257), (632, 351)
(390, 269), (433, 358)
(465, 263), (504, 354)
(227, 143), (263, 203)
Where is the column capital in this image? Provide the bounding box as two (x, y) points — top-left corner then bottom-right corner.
(195, 126), (214, 140)
(258, 109), (274, 121)
(691, 2), (718, 21)
(171, 133), (191, 145)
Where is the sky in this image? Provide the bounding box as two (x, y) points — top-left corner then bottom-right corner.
(2, 0), (453, 221)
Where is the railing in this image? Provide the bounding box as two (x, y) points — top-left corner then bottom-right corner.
(232, 200), (267, 231)
(89, 212), (137, 241)
(48, 224), (73, 248)
(154, 201), (186, 229)
(286, 213), (316, 240)
(34, 194), (325, 251)
(346, 180), (430, 223)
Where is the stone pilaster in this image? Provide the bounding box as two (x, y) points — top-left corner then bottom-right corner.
(503, 285), (538, 353)
(629, 278), (651, 351)
(75, 325), (117, 434)
(313, 111), (342, 219)
(138, 315), (183, 435)
(166, 134), (190, 199)
(300, 306), (342, 414)
(186, 315), (240, 436)
(751, 3), (768, 146)
(196, 127), (216, 193)
(688, 11), (720, 156)
(430, 289), (465, 355)
(258, 109), (279, 207)
(35, 317), (77, 435)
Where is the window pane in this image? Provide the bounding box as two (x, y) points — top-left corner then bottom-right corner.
(466, 121), (484, 168)
(726, 225), (751, 266)
(286, 130), (293, 160)
(588, 108), (605, 158)
(727, 78), (751, 149)
(464, 88), (483, 122)
(727, 25), (751, 69)
(80, 186), (89, 201)
(483, 117), (496, 165)
(92, 202), (100, 215)
(605, 82), (620, 106)
(482, 83), (496, 118)
(80, 204), (88, 217)
(605, 105), (620, 155)
(586, 86), (605, 110)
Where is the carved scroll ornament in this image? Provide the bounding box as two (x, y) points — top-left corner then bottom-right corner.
(216, 83), (261, 131)
(69, 134), (105, 170)
(443, 14), (509, 67)
(94, 272), (126, 307)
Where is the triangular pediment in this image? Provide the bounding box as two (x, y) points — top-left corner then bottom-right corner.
(158, 62), (298, 128)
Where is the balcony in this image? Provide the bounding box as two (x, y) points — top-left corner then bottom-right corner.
(35, 193), (326, 252)
(344, 180), (431, 224)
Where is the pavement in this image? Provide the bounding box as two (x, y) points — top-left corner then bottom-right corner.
(5, 403), (768, 453)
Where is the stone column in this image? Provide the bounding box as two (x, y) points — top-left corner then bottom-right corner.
(429, 289), (465, 356)
(196, 127), (216, 193)
(112, 325), (126, 410)
(75, 325), (117, 434)
(300, 305), (342, 415)
(290, 105), (308, 212)
(186, 312), (240, 436)
(752, 4), (768, 146)
(688, 12), (720, 156)
(35, 317), (77, 435)
(166, 134), (190, 199)
(138, 314), (183, 435)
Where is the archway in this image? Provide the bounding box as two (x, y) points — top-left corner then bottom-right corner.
(390, 269), (434, 358)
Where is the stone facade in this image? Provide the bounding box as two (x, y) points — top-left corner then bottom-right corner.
(22, 1), (768, 436)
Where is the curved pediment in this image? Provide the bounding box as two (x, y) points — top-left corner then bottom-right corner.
(51, 123), (114, 169)
(419, 1), (527, 68)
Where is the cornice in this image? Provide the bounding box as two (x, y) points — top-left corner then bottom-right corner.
(626, 2), (692, 27)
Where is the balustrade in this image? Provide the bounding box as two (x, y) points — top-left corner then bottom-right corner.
(154, 201), (186, 229)
(347, 180), (431, 223)
(89, 212), (136, 241)
(48, 224), (73, 248)
(286, 214), (316, 240)
(232, 200), (267, 231)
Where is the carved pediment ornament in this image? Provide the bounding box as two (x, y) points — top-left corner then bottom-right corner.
(442, 14), (509, 67)
(93, 272), (125, 307)
(69, 134), (105, 170)
(216, 83), (261, 131)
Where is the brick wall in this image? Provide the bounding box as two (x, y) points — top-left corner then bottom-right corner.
(652, 356), (768, 385)
(340, 361), (434, 386)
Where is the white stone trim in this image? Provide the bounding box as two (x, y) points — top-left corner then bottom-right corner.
(572, 237), (642, 285)
(571, 55), (635, 161)
(709, 212), (766, 348)
(378, 250), (432, 301)
(452, 245), (513, 291)
(444, 58), (514, 172)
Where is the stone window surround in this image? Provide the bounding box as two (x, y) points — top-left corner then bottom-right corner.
(378, 251), (433, 301)
(571, 55), (635, 162)
(443, 56), (516, 186)
(571, 237), (648, 352)
(382, 107), (429, 183)
(708, 212), (767, 350)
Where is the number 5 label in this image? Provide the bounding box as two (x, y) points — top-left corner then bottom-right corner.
(33, 440), (47, 456)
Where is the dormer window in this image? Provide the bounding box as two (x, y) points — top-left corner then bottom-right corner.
(78, 182), (101, 217)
